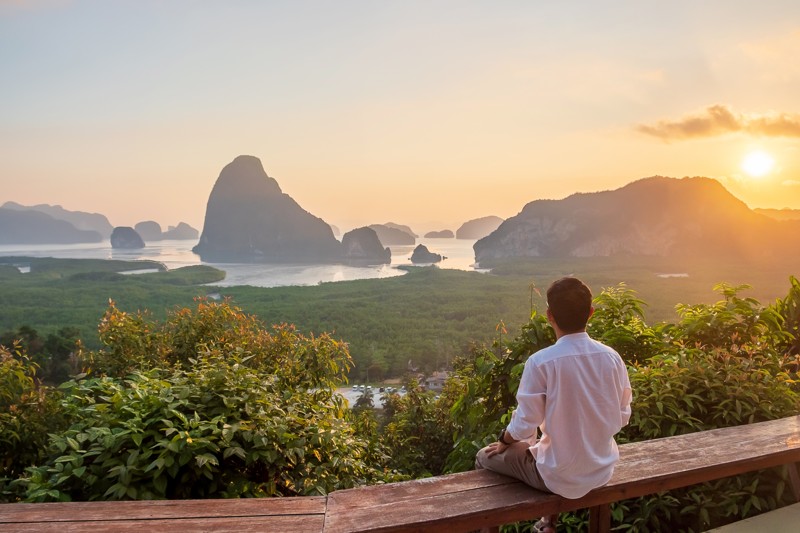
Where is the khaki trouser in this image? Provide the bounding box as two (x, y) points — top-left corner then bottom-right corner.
(475, 441), (551, 493)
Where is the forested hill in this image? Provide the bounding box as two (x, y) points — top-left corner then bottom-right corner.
(474, 176), (800, 262)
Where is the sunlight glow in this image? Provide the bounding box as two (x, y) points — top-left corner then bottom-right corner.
(741, 150), (775, 178)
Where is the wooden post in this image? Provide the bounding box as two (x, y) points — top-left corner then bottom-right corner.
(788, 462), (800, 502)
(588, 504), (611, 533)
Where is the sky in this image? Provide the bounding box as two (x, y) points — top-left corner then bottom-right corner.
(2, 0), (800, 234)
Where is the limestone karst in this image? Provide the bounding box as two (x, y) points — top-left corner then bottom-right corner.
(193, 155), (343, 262)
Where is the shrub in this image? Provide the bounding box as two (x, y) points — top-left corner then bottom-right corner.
(0, 345), (65, 501)
(588, 283), (663, 364)
(378, 379), (457, 477)
(671, 283), (790, 351)
(19, 299), (389, 501)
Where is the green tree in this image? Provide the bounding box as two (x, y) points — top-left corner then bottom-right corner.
(19, 299), (391, 502)
(378, 379), (457, 477)
(0, 325), (80, 385)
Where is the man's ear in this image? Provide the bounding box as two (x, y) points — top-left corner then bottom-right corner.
(588, 306), (595, 318)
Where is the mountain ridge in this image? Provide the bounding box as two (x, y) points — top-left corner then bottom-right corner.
(474, 176), (799, 262)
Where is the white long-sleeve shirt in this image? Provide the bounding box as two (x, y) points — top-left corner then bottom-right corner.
(506, 332), (632, 499)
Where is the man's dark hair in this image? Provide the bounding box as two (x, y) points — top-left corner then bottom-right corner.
(546, 277), (593, 333)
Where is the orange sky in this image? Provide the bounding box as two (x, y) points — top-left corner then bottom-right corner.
(2, 1), (799, 234)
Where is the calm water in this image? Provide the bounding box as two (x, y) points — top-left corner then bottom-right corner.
(0, 238), (483, 288)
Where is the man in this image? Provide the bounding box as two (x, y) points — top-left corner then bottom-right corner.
(475, 277), (632, 532)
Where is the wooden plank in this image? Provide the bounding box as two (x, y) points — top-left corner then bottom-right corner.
(597, 416), (800, 501)
(324, 477), (561, 533)
(325, 468), (514, 508)
(0, 497), (326, 523)
(612, 416), (800, 485)
(537, 416), (800, 513)
(4, 417), (799, 533)
(0, 515), (324, 533)
(323, 416), (800, 532)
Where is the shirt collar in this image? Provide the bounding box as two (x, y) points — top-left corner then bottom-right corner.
(554, 331), (590, 344)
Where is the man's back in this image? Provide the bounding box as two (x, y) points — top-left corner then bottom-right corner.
(511, 332), (632, 498)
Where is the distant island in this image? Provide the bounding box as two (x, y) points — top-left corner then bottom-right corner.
(135, 221), (199, 241)
(424, 230), (454, 238)
(456, 216), (504, 239)
(0, 208), (103, 245)
(367, 224), (416, 246)
(0, 201), (198, 245)
(410, 244), (444, 263)
(2, 201), (114, 239)
(110, 227), (145, 249)
(474, 176), (800, 262)
(192, 155), (393, 264)
(6, 159), (798, 268)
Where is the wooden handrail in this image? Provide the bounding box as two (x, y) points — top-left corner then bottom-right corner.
(2, 416), (800, 532)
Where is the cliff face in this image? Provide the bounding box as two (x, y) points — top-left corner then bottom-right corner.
(474, 176), (800, 263)
(341, 227), (391, 264)
(110, 226), (145, 249)
(193, 156), (342, 263)
(410, 244), (443, 264)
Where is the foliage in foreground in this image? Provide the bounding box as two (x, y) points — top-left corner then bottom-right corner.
(6, 299), (398, 502)
(0, 346), (66, 491)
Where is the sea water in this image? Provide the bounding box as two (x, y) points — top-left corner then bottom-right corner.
(0, 238), (482, 288)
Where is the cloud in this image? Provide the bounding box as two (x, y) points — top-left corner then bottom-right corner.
(782, 180), (800, 187)
(636, 104), (800, 141)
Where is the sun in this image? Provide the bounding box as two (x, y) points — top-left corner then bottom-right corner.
(741, 150), (775, 178)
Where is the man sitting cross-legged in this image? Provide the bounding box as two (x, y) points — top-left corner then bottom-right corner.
(475, 277), (632, 532)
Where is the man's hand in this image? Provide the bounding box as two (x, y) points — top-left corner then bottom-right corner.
(485, 440), (510, 458)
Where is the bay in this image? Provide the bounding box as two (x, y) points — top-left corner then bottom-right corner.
(0, 238), (483, 288)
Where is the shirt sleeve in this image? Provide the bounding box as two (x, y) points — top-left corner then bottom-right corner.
(506, 356), (547, 441)
(620, 373), (633, 427)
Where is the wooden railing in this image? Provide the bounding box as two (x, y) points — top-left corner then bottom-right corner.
(3, 416), (800, 532)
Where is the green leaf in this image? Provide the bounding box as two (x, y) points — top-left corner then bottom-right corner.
(153, 474), (167, 495)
